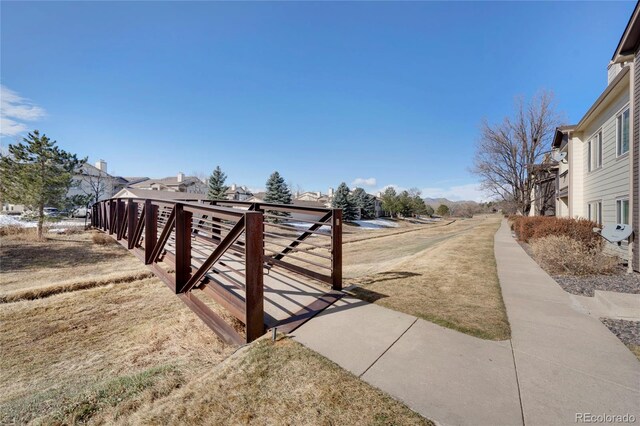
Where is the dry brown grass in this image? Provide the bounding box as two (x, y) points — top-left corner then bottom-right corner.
(0, 270), (155, 303)
(1, 230), (430, 425)
(630, 345), (640, 361)
(100, 337), (432, 426)
(348, 216), (510, 340)
(91, 231), (116, 245)
(0, 231), (148, 296)
(0, 278), (235, 424)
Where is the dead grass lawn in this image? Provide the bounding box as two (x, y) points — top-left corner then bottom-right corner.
(1, 231), (148, 297)
(1, 230), (430, 425)
(349, 216), (511, 340)
(106, 337), (432, 426)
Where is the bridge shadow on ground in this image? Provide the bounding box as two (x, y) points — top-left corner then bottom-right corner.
(347, 271), (421, 303)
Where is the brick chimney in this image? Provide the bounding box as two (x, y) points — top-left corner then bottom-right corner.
(177, 172), (184, 183)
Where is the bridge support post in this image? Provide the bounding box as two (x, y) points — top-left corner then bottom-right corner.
(245, 211), (265, 342)
(127, 200), (138, 249)
(115, 200), (125, 240)
(175, 203), (192, 293)
(144, 200), (158, 264)
(108, 200), (115, 235)
(331, 209), (343, 291)
(102, 202), (107, 232)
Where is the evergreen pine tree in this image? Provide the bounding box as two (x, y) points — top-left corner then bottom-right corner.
(331, 182), (357, 221)
(349, 187), (376, 219)
(0, 130), (83, 240)
(264, 171), (292, 221)
(363, 193), (377, 219)
(425, 204), (435, 216)
(436, 204), (450, 217)
(349, 187), (366, 219)
(207, 166), (229, 200)
(411, 195), (428, 216)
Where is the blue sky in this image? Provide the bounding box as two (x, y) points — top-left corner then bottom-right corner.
(0, 1), (635, 201)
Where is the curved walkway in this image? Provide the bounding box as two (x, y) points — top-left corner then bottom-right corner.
(495, 219), (639, 425)
(292, 220), (639, 425)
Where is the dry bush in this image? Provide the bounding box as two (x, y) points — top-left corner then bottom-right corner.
(511, 216), (600, 249)
(530, 235), (618, 276)
(92, 231), (115, 245)
(0, 226), (41, 241)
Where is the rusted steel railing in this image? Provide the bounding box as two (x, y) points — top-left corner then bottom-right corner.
(91, 197), (342, 344)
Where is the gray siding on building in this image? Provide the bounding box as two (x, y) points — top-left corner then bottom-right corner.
(581, 89), (630, 259)
(634, 49), (640, 271)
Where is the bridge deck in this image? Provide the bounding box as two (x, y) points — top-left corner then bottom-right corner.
(94, 197), (343, 345)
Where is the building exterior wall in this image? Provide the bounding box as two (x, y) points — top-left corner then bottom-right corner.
(576, 86), (630, 259)
(68, 167), (121, 202)
(568, 134), (584, 218)
(633, 49), (640, 271)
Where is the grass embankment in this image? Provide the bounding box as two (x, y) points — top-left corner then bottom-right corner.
(0, 230), (150, 300)
(348, 216), (511, 340)
(0, 229), (430, 424)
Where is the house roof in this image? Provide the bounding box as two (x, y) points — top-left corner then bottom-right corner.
(123, 177), (149, 185)
(612, 2), (640, 60)
(225, 186), (252, 194)
(574, 66), (630, 132)
(130, 175), (203, 188)
(113, 188), (210, 201)
(246, 192), (266, 202)
(551, 125), (576, 149)
(292, 199), (329, 209)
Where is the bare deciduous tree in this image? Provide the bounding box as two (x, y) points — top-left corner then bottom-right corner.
(80, 168), (108, 204)
(472, 90), (562, 215)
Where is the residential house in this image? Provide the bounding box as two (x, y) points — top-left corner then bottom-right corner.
(129, 172), (207, 194)
(2, 159), (126, 213)
(548, 4), (639, 270)
(295, 191), (331, 206)
(528, 153), (558, 217)
(113, 187), (209, 201)
(225, 184), (253, 201)
(68, 160), (128, 203)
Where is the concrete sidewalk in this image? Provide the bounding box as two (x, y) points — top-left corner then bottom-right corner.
(293, 219), (640, 426)
(495, 220), (640, 425)
(293, 296), (523, 426)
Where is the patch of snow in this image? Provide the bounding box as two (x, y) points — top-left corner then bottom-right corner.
(352, 219), (399, 229)
(0, 215), (24, 227)
(0, 215), (85, 230)
(285, 222), (331, 233)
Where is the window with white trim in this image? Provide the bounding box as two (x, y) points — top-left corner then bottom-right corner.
(616, 107), (630, 156)
(588, 131), (602, 172)
(587, 201), (602, 225)
(616, 198), (630, 225)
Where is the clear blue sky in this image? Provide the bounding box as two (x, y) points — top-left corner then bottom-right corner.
(0, 1), (635, 201)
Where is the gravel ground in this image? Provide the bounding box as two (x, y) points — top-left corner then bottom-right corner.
(517, 239), (639, 297)
(553, 268), (640, 297)
(601, 318), (640, 348)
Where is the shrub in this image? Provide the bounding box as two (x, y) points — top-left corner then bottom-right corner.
(92, 232), (115, 245)
(510, 216), (600, 249)
(530, 235), (618, 276)
(0, 226), (40, 241)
